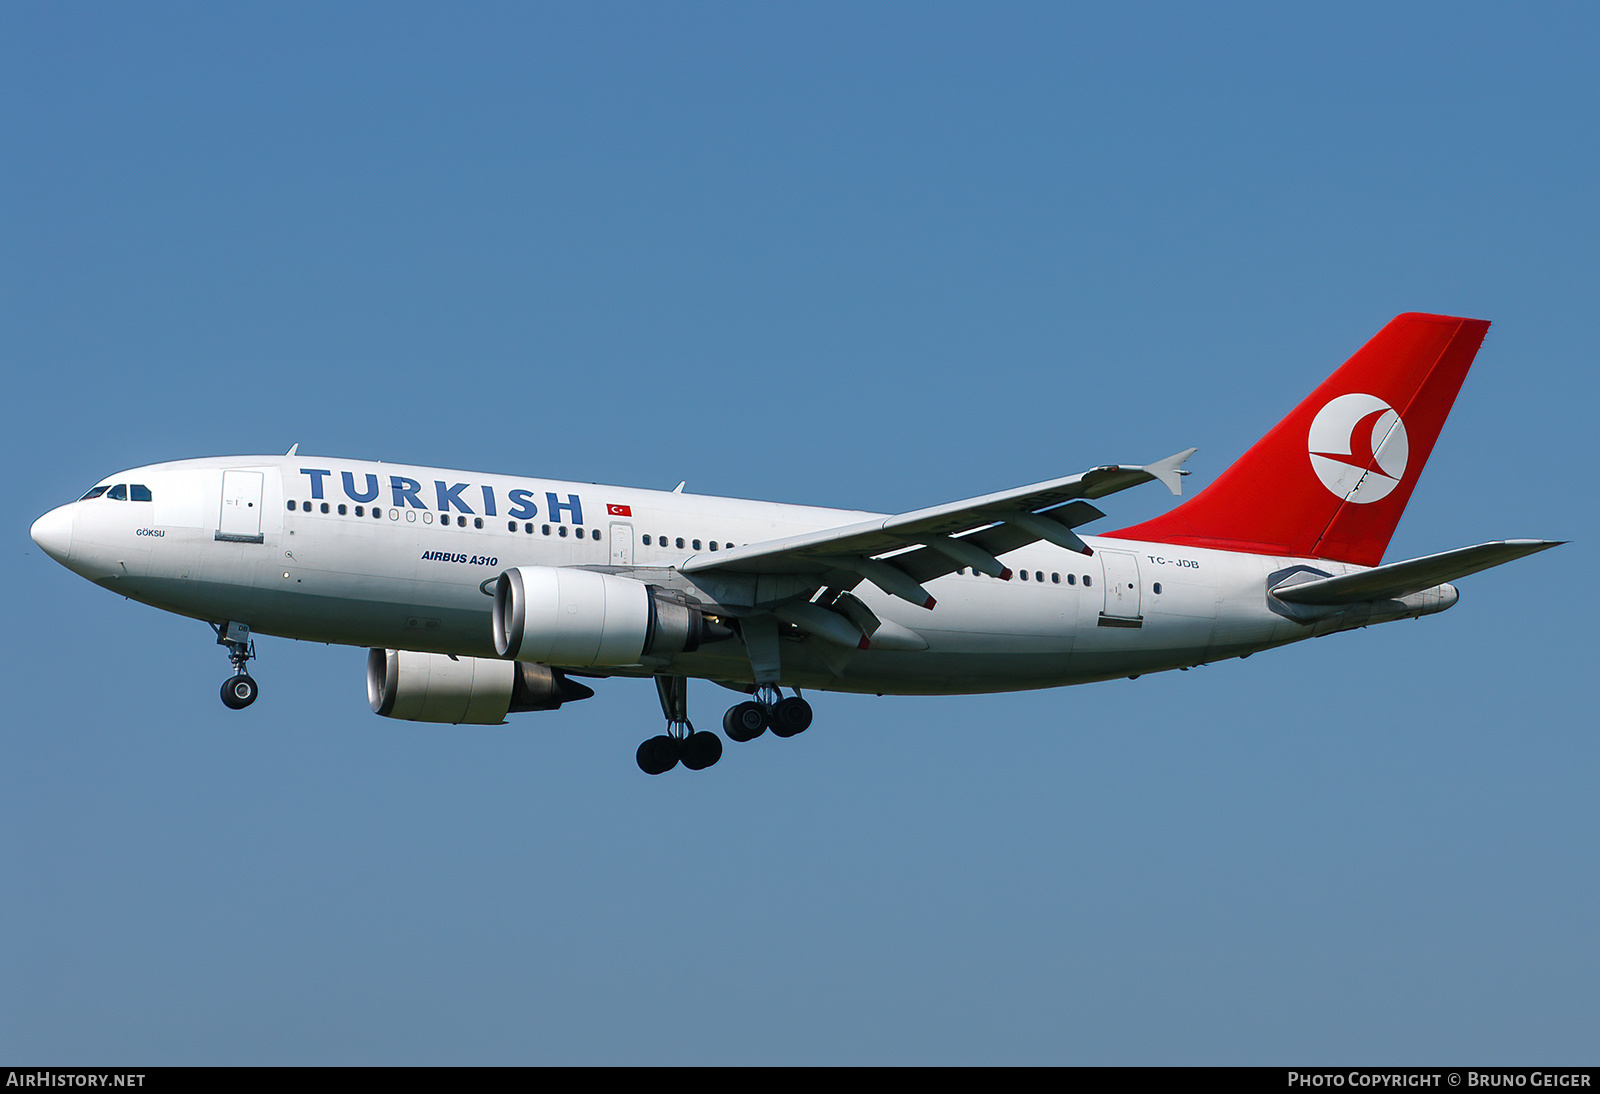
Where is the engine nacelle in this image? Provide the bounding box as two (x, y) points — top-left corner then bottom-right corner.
(492, 566), (725, 666)
(367, 648), (595, 724)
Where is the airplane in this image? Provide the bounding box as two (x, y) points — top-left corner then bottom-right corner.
(29, 313), (1560, 774)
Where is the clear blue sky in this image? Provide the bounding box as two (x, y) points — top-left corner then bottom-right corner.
(3, 2), (1594, 1064)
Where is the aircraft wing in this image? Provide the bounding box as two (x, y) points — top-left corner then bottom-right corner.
(679, 449), (1195, 608)
(1271, 540), (1563, 605)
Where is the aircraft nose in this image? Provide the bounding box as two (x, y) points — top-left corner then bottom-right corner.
(30, 504), (74, 564)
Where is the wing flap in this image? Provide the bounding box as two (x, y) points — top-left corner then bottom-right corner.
(679, 451), (1195, 588)
(891, 501), (1106, 583)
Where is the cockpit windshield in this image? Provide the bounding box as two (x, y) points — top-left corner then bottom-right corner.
(78, 483), (152, 502)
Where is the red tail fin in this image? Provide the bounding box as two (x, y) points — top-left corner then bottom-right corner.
(1107, 313), (1490, 566)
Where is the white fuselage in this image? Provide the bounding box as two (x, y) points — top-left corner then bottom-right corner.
(35, 455), (1434, 696)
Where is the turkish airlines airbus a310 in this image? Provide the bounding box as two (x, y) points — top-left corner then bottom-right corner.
(30, 313), (1559, 773)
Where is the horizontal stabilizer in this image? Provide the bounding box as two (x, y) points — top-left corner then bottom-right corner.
(1271, 540), (1563, 605)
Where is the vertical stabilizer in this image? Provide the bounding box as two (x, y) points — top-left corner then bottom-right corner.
(1106, 313), (1490, 566)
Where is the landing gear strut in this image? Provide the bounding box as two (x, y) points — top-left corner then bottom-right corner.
(211, 621), (258, 710)
(638, 675), (723, 775)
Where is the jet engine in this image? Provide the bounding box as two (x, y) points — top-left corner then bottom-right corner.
(366, 648), (594, 724)
(492, 565), (727, 666)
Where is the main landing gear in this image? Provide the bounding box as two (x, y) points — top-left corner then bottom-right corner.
(638, 675), (723, 775)
(211, 621), (259, 710)
(722, 685), (812, 743)
(637, 679), (815, 775)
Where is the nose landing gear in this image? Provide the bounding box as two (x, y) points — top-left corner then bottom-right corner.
(221, 673), (258, 710)
(211, 621), (259, 710)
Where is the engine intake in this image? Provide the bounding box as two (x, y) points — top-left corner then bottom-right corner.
(492, 566), (726, 666)
(367, 648), (594, 724)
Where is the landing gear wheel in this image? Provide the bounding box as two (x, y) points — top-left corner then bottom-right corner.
(770, 696), (813, 737)
(636, 734), (682, 775)
(724, 701), (768, 742)
(221, 674), (258, 710)
(213, 622), (259, 710)
(681, 730), (724, 770)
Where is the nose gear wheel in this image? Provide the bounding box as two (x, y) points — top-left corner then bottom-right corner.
(210, 621), (259, 710)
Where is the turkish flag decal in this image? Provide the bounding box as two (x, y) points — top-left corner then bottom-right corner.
(606, 503), (632, 517)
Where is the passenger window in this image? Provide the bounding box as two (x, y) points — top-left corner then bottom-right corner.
(1067, 574), (1076, 585)
(541, 524), (551, 535)
(321, 502), (330, 514)
(286, 500), (297, 511)
(692, 539), (701, 550)
(675, 537), (685, 549)
(558, 526), (568, 538)
(591, 529), (600, 541)
(108, 484), (128, 501)
(475, 518), (484, 529)
(1153, 582), (1162, 594)
(338, 504), (347, 515)
(1051, 573), (1060, 584)
(1020, 570), (1029, 581)
(710, 541), (718, 551)
(355, 505), (365, 517)
(643, 535), (652, 546)
(1083, 575), (1092, 587)
(1035, 571), (1044, 583)
(131, 484), (152, 502)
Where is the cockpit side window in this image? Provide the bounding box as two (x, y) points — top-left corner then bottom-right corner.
(107, 484), (128, 501)
(79, 486), (110, 501)
(130, 484), (152, 501)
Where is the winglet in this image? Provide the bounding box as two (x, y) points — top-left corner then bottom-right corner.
(286, 442), (300, 456)
(1144, 448), (1196, 496)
